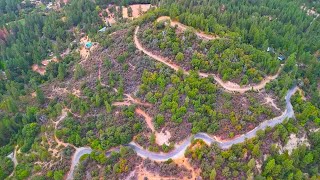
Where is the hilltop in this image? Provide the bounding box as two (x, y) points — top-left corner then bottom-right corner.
(0, 0), (320, 180)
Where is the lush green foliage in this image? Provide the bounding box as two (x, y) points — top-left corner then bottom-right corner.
(0, 157), (14, 179)
(0, 0), (319, 179)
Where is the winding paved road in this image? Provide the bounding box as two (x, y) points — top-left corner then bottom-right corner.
(134, 26), (281, 93)
(67, 87), (297, 178)
(66, 147), (92, 180)
(66, 19), (295, 178)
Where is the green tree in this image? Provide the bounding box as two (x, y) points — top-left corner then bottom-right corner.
(263, 159), (275, 176)
(6, 97), (18, 113)
(0, 157), (14, 179)
(210, 168), (217, 180)
(252, 144), (261, 157)
(105, 101), (112, 113)
(36, 88), (45, 104)
(58, 64), (66, 80)
(127, 6), (133, 17)
(175, 52), (184, 62)
(53, 170), (64, 180)
(74, 64), (85, 80)
(247, 158), (255, 170)
(155, 114), (165, 128)
(95, 94), (102, 107)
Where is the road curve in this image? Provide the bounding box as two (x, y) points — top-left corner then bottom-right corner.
(128, 86), (297, 161)
(134, 26), (281, 93)
(67, 87), (297, 178)
(66, 147), (92, 180)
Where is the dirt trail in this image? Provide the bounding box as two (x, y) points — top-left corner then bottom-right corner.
(113, 97), (170, 145)
(263, 96), (280, 110)
(125, 94), (153, 107)
(135, 108), (155, 131)
(112, 94), (152, 107)
(157, 16), (219, 41)
(135, 108), (171, 145)
(52, 109), (76, 148)
(134, 26), (281, 93)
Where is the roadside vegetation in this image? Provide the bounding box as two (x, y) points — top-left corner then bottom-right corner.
(0, 0), (319, 179)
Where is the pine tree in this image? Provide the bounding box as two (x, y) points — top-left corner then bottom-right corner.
(105, 101), (111, 113)
(36, 88), (45, 104)
(210, 168), (217, 180)
(127, 6), (133, 17)
(58, 63), (66, 80)
(74, 64), (85, 80)
(6, 97), (18, 113)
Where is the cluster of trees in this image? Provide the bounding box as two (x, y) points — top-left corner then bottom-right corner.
(185, 115), (320, 179)
(20, 123), (40, 153)
(58, 96), (144, 150)
(162, 0), (320, 53)
(0, 0), (105, 149)
(65, 0), (102, 34)
(182, 90), (319, 179)
(140, 21), (280, 85)
(0, 157), (14, 179)
(291, 93), (320, 126)
(11, 137), (75, 180)
(0, 0), (103, 82)
(0, 0), (35, 27)
(74, 146), (141, 179)
(139, 67), (277, 140)
(159, 0), (320, 105)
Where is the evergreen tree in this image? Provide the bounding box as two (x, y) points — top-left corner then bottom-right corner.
(74, 64), (85, 80)
(36, 88), (45, 104)
(58, 63), (66, 80)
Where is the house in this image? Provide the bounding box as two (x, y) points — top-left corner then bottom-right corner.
(85, 42), (93, 49)
(278, 55), (285, 61)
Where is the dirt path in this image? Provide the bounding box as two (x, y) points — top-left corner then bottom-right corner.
(113, 97), (170, 145)
(135, 108), (155, 131)
(125, 94), (153, 107)
(263, 96), (280, 110)
(157, 16), (219, 41)
(52, 109), (76, 148)
(134, 26), (281, 93)
(135, 108), (171, 145)
(112, 94), (152, 107)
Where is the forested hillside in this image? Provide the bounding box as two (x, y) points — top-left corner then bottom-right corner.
(160, 0), (320, 105)
(0, 0), (319, 179)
